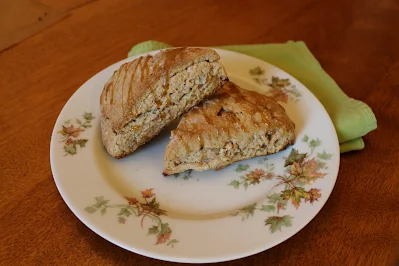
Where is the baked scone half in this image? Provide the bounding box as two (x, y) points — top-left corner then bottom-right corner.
(100, 47), (228, 158)
(163, 82), (295, 175)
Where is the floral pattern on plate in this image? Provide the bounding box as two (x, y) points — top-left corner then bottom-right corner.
(58, 112), (95, 155)
(249, 67), (301, 103)
(172, 170), (193, 180)
(229, 161), (275, 190)
(231, 135), (332, 233)
(85, 189), (178, 247)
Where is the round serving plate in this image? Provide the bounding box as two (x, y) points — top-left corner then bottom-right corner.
(50, 48), (339, 263)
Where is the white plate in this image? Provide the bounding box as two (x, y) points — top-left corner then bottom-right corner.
(50, 48), (340, 263)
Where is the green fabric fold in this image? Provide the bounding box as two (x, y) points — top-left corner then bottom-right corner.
(127, 40), (377, 153)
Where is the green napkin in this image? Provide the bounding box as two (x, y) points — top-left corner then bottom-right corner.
(128, 41), (377, 153)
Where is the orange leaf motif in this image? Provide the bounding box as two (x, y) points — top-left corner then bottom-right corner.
(306, 188), (322, 203)
(156, 232), (171, 245)
(125, 197), (138, 205)
(289, 162), (303, 176)
(61, 125), (84, 138)
(281, 187), (310, 209)
(245, 169), (266, 184)
(270, 90), (288, 103)
(141, 188), (155, 199)
(290, 158), (326, 184)
(301, 158), (327, 181)
(277, 202), (286, 212)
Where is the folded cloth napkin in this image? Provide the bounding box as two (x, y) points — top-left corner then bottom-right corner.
(128, 41), (377, 153)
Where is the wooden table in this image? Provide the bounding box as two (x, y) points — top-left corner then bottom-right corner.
(1, 0), (398, 265)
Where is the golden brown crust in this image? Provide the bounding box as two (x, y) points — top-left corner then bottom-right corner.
(163, 82), (296, 175)
(100, 47), (221, 133)
(99, 48), (228, 158)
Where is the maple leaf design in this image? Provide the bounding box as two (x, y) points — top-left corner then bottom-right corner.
(229, 180), (241, 189)
(249, 73), (301, 104)
(148, 225), (159, 235)
(68, 125), (84, 137)
(58, 126), (68, 136)
(306, 188), (322, 203)
(269, 76), (291, 89)
(58, 112), (95, 155)
(125, 196), (138, 205)
(75, 139), (88, 148)
(270, 89), (288, 103)
(141, 188), (155, 199)
(317, 150), (333, 160)
(59, 125), (84, 138)
(83, 112), (95, 121)
(289, 162), (303, 176)
(156, 232), (171, 245)
(152, 207), (167, 216)
(249, 66), (264, 76)
(267, 193), (281, 204)
(64, 144), (77, 155)
(118, 208), (132, 217)
(301, 158), (327, 182)
(93, 196), (109, 208)
(141, 197), (167, 216)
(118, 217), (126, 224)
(85, 192), (177, 247)
(284, 149), (307, 167)
(289, 158), (326, 185)
(182, 170), (192, 180)
(235, 164), (249, 173)
(277, 201), (287, 213)
(309, 139), (321, 153)
(84, 206), (96, 213)
(230, 142), (331, 233)
(245, 169), (266, 184)
(167, 239), (179, 247)
(281, 187), (310, 209)
(265, 215), (293, 233)
(234, 203), (258, 221)
(260, 205), (276, 212)
(266, 193), (287, 213)
(316, 160), (327, 170)
(156, 223), (172, 244)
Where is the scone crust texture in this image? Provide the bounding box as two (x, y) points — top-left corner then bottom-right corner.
(163, 82), (296, 175)
(100, 47), (228, 158)
(100, 47), (221, 133)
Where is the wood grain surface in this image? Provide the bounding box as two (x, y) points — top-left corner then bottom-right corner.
(0, 0), (398, 265)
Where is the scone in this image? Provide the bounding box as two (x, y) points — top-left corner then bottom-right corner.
(163, 82), (295, 175)
(100, 47), (228, 158)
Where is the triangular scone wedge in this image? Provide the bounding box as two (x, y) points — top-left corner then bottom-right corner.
(100, 47), (228, 158)
(163, 82), (295, 175)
